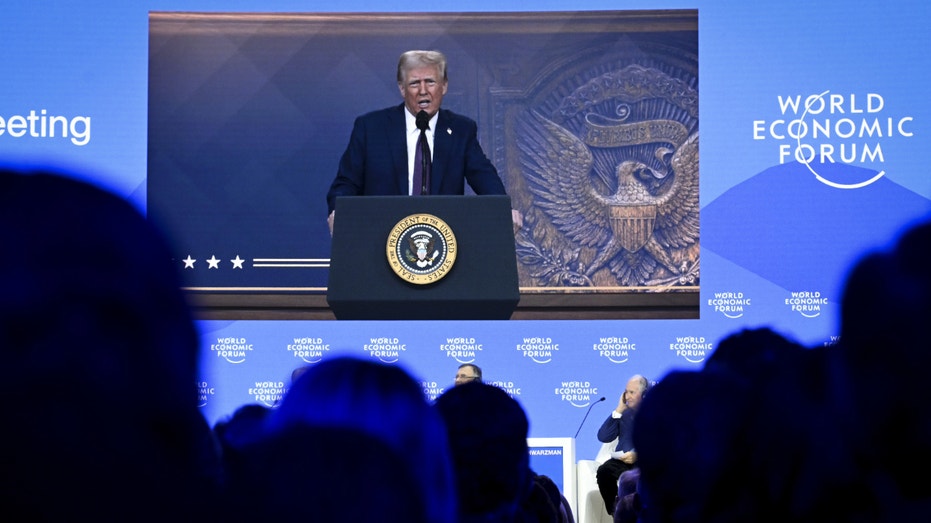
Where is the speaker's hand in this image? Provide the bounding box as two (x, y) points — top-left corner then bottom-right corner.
(511, 208), (524, 233)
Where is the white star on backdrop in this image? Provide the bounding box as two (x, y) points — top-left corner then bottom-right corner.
(231, 255), (245, 269)
(207, 255), (220, 269)
(183, 255), (196, 268)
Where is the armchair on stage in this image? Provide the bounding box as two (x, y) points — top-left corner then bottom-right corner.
(521, 436), (621, 523)
(327, 195), (519, 320)
(576, 438), (617, 523)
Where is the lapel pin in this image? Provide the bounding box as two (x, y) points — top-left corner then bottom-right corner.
(447, 128), (452, 135)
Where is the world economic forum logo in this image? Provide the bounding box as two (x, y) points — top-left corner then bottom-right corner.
(490, 380), (522, 398)
(516, 337), (559, 364)
(439, 337), (483, 363)
(591, 336), (636, 363)
(196, 380), (216, 408)
(363, 337), (405, 364)
(668, 335), (712, 364)
(210, 337), (253, 364)
(287, 337), (330, 364)
(554, 380), (600, 408)
(707, 291), (752, 319)
(753, 90), (914, 189)
(421, 381), (445, 402)
(785, 290), (828, 318)
(248, 380), (286, 407)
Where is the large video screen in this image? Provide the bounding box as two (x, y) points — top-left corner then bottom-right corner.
(147, 11), (699, 296)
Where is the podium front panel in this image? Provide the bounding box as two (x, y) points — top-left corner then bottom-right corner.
(327, 195), (519, 320)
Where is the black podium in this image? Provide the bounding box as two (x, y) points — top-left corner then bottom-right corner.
(327, 195), (519, 320)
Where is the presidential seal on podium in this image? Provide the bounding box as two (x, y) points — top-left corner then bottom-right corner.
(386, 213), (457, 285)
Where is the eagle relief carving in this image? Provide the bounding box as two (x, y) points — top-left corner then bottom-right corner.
(514, 64), (699, 290)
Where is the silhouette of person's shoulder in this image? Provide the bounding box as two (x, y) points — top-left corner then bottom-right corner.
(0, 168), (217, 519)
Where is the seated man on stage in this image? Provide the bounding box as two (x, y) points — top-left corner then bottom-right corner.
(596, 374), (650, 516)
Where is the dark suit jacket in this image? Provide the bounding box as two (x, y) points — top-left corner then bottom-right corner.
(597, 409), (636, 453)
(326, 104), (506, 213)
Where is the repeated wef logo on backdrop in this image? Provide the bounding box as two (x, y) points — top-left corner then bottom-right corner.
(555, 379), (600, 408)
(669, 334), (713, 364)
(785, 290), (828, 318)
(213, 334), (333, 366)
(707, 291), (753, 319)
(753, 91), (914, 188)
(197, 380), (216, 408)
(490, 380), (522, 398)
(249, 380), (287, 408)
(440, 337), (483, 363)
(211, 337), (253, 363)
(708, 290), (827, 319)
(363, 336), (405, 363)
(421, 381), (445, 402)
(517, 336), (560, 363)
(421, 378), (522, 403)
(287, 336), (330, 364)
(591, 335), (637, 363)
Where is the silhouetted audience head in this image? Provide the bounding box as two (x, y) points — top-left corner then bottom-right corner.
(0, 168), (217, 519)
(290, 364), (310, 383)
(635, 324), (896, 522)
(614, 468), (641, 523)
(534, 473), (574, 523)
(267, 355), (456, 523)
(212, 403), (272, 471)
(222, 424), (428, 522)
(703, 326), (807, 382)
(633, 369), (752, 522)
(836, 218), (931, 510)
(435, 381), (533, 522)
(840, 219), (931, 365)
(631, 218), (931, 522)
(521, 474), (560, 523)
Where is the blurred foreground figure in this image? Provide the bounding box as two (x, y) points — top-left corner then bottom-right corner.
(222, 424), (428, 523)
(634, 218), (931, 523)
(0, 169), (218, 520)
(267, 355), (457, 523)
(835, 217), (931, 517)
(435, 381), (542, 522)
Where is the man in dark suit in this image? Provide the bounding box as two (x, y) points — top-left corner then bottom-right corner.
(597, 374), (650, 516)
(326, 49), (521, 234)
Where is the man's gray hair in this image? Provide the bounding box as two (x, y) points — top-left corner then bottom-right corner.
(397, 50), (448, 84)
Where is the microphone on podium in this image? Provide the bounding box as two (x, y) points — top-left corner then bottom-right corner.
(415, 109), (430, 130)
(574, 396), (606, 439)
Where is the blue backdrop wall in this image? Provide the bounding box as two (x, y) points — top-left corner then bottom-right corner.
(2, 1), (929, 462)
